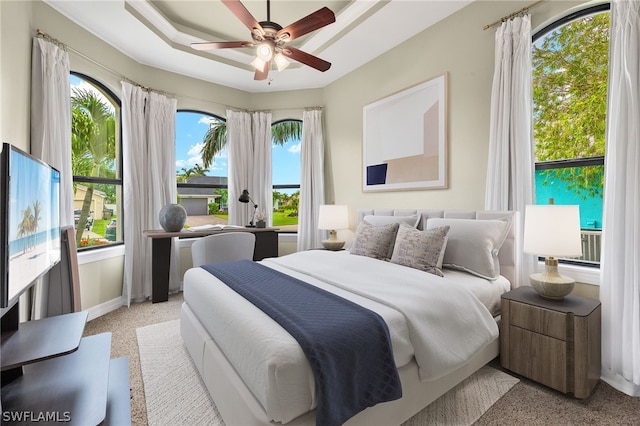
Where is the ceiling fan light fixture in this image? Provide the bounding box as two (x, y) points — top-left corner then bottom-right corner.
(251, 57), (267, 72)
(274, 53), (290, 71)
(256, 42), (273, 61)
(200, 0), (336, 80)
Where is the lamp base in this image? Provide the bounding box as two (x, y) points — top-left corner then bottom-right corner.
(321, 231), (345, 251)
(530, 258), (575, 301)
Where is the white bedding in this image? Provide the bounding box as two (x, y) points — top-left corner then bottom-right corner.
(441, 269), (510, 316)
(183, 250), (505, 423)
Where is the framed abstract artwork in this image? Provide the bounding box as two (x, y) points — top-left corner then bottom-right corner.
(362, 73), (448, 192)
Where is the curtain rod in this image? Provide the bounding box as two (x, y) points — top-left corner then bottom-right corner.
(36, 29), (323, 114)
(36, 29), (172, 96)
(482, 0), (545, 30)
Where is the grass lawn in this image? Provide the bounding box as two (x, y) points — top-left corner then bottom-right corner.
(92, 219), (109, 236)
(273, 211), (298, 226)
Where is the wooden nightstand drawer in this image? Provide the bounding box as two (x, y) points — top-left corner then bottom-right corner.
(508, 326), (567, 392)
(500, 286), (601, 399)
(510, 300), (567, 340)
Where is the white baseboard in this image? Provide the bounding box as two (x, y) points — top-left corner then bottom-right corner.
(85, 296), (123, 322)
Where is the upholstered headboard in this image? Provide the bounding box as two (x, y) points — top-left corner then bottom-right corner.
(357, 209), (520, 287)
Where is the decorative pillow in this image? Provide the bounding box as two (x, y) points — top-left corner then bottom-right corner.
(425, 217), (511, 280)
(350, 221), (400, 260)
(390, 223), (450, 276)
(362, 214), (420, 228)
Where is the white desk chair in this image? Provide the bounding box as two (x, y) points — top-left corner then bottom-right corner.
(191, 232), (256, 267)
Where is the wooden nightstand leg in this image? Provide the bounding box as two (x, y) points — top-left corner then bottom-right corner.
(573, 306), (601, 398)
(566, 313), (575, 395)
(500, 300), (511, 369)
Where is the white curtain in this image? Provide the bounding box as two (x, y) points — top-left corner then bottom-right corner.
(297, 109), (325, 251)
(252, 111), (273, 226)
(227, 110), (254, 226)
(30, 37), (73, 320)
(31, 38), (73, 226)
(600, 0), (640, 397)
(121, 82), (178, 305)
(484, 15), (535, 288)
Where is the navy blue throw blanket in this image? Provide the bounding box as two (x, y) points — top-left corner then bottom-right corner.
(201, 260), (402, 426)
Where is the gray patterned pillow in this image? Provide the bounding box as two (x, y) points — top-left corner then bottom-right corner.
(350, 220), (399, 260)
(390, 223), (450, 276)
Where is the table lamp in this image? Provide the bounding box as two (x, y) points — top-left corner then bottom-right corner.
(523, 204), (583, 301)
(238, 189), (258, 227)
(318, 204), (349, 250)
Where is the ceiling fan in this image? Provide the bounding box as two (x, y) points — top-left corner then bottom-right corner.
(191, 0), (335, 81)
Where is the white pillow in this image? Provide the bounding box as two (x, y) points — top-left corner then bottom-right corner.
(362, 214), (420, 228)
(425, 217), (511, 280)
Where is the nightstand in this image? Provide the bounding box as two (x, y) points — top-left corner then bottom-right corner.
(500, 286), (601, 398)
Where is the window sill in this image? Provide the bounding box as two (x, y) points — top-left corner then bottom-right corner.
(534, 261), (600, 286)
(78, 244), (125, 265)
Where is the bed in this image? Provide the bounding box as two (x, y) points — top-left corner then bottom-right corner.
(180, 209), (519, 426)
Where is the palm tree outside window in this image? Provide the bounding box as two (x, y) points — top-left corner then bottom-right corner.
(70, 72), (122, 249)
(176, 112), (301, 231)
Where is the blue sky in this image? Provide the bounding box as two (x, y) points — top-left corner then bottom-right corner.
(175, 112), (301, 185)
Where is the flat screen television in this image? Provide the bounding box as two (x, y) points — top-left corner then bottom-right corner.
(0, 143), (61, 309)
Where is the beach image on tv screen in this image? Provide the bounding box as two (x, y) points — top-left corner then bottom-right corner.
(7, 148), (61, 303)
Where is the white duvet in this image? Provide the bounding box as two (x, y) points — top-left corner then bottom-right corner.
(265, 251), (500, 381)
(183, 250), (502, 423)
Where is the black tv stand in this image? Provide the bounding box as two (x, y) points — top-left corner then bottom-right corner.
(1, 305), (131, 425)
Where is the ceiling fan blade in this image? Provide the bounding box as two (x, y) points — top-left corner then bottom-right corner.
(277, 7), (335, 41)
(282, 47), (331, 72)
(254, 60), (271, 80)
(222, 0), (262, 33)
(191, 41), (253, 50)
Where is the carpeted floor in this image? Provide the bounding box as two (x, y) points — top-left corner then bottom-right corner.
(83, 292), (640, 425)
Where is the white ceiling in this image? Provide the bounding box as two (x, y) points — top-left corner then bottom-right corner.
(45, 0), (473, 93)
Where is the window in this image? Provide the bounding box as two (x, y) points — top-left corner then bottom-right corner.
(272, 119), (301, 232)
(70, 73), (122, 250)
(175, 110), (228, 227)
(532, 4), (609, 267)
(175, 114), (302, 231)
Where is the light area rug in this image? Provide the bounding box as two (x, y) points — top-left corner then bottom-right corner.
(137, 319), (519, 426)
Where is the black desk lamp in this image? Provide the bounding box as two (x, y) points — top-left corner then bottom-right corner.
(238, 189), (258, 227)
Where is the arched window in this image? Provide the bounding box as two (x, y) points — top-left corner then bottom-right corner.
(70, 72), (122, 249)
(175, 110), (228, 227)
(532, 4), (609, 267)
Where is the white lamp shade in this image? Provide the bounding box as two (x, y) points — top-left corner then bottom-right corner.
(318, 205), (349, 230)
(251, 57), (266, 72)
(257, 42), (273, 61)
(274, 53), (290, 71)
(523, 205), (583, 257)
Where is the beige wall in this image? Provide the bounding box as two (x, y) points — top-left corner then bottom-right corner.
(1, 0), (33, 153)
(1, 0), (599, 310)
(322, 0), (588, 223)
(78, 256), (125, 308)
(321, 0), (599, 297)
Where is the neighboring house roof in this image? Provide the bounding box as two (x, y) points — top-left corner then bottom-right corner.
(178, 176), (227, 196)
